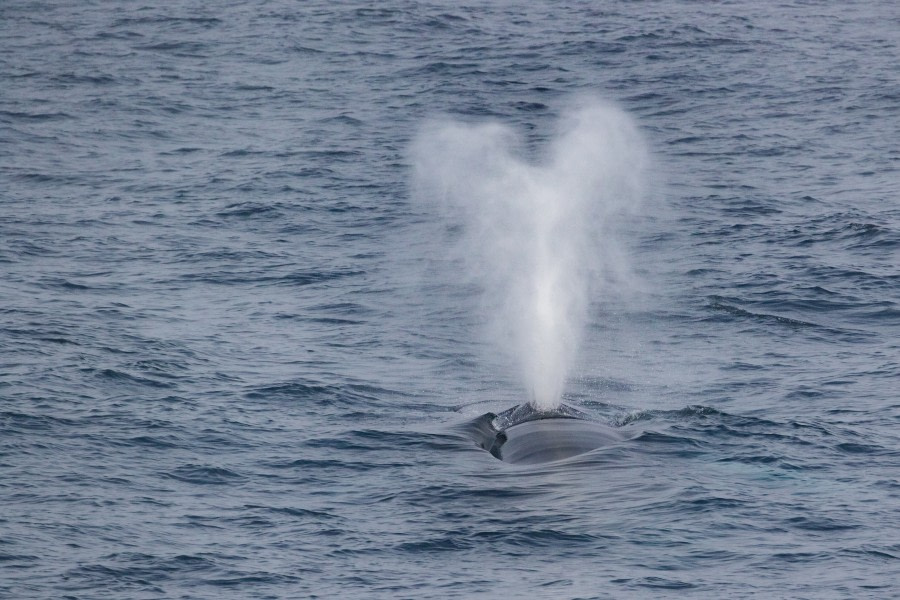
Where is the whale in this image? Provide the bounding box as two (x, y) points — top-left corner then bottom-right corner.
(463, 403), (625, 465)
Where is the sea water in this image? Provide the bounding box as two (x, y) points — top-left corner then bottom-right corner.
(2, 1), (898, 598)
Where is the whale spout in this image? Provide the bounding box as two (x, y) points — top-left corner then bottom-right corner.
(462, 403), (624, 465)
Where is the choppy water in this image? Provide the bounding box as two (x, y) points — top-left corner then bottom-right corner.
(2, 1), (899, 598)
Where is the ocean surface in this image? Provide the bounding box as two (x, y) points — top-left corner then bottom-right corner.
(2, 1), (899, 598)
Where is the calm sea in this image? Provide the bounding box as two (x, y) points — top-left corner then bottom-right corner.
(2, 1), (898, 598)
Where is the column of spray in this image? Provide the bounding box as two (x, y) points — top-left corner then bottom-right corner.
(412, 99), (648, 411)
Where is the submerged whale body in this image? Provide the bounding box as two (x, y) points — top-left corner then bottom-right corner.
(464, 403), (624, 465)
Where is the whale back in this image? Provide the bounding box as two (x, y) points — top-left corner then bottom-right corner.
(461, 403), (624, 465)
(490, 417), (623, 464)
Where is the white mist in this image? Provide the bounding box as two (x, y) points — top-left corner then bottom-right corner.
(412, 99), (648, 410)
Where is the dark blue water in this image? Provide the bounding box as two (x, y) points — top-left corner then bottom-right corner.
(2, 1), (899, 598)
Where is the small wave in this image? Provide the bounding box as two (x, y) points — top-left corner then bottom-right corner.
(62, 552), (222, 593)
(511, 101), (549, 112)
(1, 411), (77, 431)
(705, 296), (832, 330)
(113, 16), (222, 26)
(0, 110), (73, 121)
(634, 430), (708, 450)
(317, 114), (363, 126)
(0, 553), (40, 564)
(786, 214), (899, 251)
(421, 13), (470, 30)
(121, 435), (181, 449)
(243, 380), (404, 408)
(558, 40), (626, 55)
(630, 577), (697, 590)
(840, 546), (899, 561)
(835, 441), (889, 455)
(216, 201), (281, 218)
(133, 41), (209, 56)
(206, 572), (302, 587)
(174, 268), (364, 287)
(616, 404), (724, 426)
(402, 484), (543, 505)
(50, 73), (117, 85)
(785, 515), (858, 532)
(85, 368), (176, 389)
(296, 149), (363, 159)
(91, 30), (144, 40)
(306, 429), (463, 454)
(240, 504), (341, 520)
(163, 464), (243, 485)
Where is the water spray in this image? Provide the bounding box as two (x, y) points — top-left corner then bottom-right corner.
(412, 98), (648, 410)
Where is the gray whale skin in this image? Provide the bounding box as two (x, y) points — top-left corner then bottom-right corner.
(464, 403), (624, 465)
